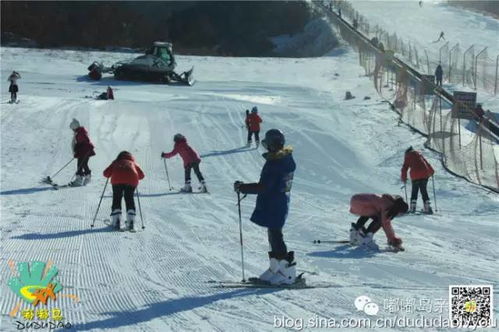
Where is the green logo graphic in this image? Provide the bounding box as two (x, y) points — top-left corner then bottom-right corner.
(8, 261), (63, 305)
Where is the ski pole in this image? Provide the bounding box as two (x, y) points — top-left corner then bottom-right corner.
(163, 158), (173, 190)
(136, 189), (145, 229)
(237, 192), (246, 282)
(45, 158), (75, 183)
(91, 178), (109, 228)
(431, 176), (438, 212)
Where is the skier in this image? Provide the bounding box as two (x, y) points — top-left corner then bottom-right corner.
(435, 31), (445, 42)
(7, 71), (20, 103)
(103, 151), (144, 230)
(234, 129), (297, 285)
(69, 119), (95, 186)
(419, 1), (423, 8)
(96, 86), (114, 100)
(401, 146), (434, 214)
(246, 106), (262, 147)
(349, 194), (408, 250)
(435, 64), (443, 86)
(161, 134), (207, 193)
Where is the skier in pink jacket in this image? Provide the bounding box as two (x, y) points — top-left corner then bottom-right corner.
(161, 134), (207, 192)
(349, 193), (408, 250)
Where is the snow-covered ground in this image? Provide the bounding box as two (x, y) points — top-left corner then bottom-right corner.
(349, 0), (499, 56)
(1, 44), (498, 332)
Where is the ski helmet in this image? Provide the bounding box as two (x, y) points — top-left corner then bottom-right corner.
(251, 106), (258, 113)
(262, 129), (285, 152)
(174, 133), (186, 143)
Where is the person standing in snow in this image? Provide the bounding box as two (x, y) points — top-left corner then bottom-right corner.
(7, 71), (20, 103)
(349, 194), (408, 250)
(234, 129), (297, 285)
(69, 118), (95, 186)
(246, 106), (263, 147)
(435, 64), (443, 87)
(401, 146), (434, 214)
(103, 151), (144, 230)
(161, 134), (207, 193)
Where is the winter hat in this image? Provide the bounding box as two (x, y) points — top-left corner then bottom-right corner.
(174, 133), (186, 143)
(116, 151), (133, 161)
(251, 106), (258, 113)
(386, 196), (409, 219)
(69, 118), (80, 130)
(405, 146), (413, 154)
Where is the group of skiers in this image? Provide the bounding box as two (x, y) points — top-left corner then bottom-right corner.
(57, 97), (437, 286)
(66, 118), (207, 231)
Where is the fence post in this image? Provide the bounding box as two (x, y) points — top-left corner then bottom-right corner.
(495, 54), (498, 95)
(474, 47), (487, 90)
(462, 45), (474, 87)
(479, 120), (483, 170)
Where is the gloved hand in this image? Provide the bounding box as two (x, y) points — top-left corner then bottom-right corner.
(389, 237), (403, 247)
(234, 181), (243, 193)
(161, 152), (165, 158)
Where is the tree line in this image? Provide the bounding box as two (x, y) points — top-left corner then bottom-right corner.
(1, 1), (312, 56)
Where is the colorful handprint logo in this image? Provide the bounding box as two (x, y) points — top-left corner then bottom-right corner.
(8, 261), (62, 306)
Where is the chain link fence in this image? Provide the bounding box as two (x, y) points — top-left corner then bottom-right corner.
(328, 0), (498, 95)
(317, 0), (499, 191)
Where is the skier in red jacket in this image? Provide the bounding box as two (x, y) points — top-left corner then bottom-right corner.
(349, 193), (408, 250)
(161, 134), (207, 193)
(246, 106), (263, 147)
(69, 118), (96, 186)
(103, 151), (145, 230)
(401, 146), (435, 214)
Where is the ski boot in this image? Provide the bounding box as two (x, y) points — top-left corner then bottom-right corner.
(180, 181), (192, 193)
(83, 173), (92, 185)
(423, 201), (433, 214)
(199, 180), (208, 193)
(360, 233), (379, 250)
(256, 140), (260, 148)
(69, 175), (85, 187)
(349, 223), (364, 245)
(269, 251), (297, 285)
(125, 209), (136, 231)
(409, 200), (417, 213)
(110, 209), (122, 230)
(259, 252), (280, 283)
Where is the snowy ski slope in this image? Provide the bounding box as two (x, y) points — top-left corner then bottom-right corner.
(1, 43), (498, 331)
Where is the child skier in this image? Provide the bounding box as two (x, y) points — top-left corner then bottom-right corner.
(96, 86), (114, 100)
(401, 146), (435, 214)
(8, 71), (20, 103)
(349, 194), (408, 250)
(234, 129), (297, 285)
(161, 134), (207, 193)
(246, 106), (262, 147)
(69, 119), (95, 186)
(103, 151), (145, 230)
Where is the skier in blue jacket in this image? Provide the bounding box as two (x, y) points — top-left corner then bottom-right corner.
(234, 129), (297, 285)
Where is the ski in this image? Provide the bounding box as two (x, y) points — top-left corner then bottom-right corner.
(208, 277), (334, 289)
(313, 240), (350, 244)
